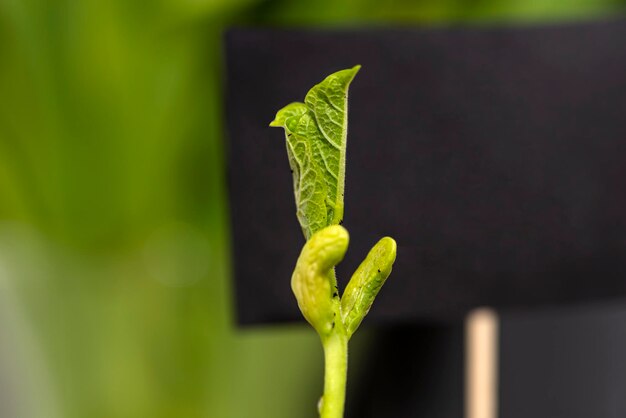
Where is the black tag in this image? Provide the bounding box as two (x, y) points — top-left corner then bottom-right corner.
(225, 20), (626, 325)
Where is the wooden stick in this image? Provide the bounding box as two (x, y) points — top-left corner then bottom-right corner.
(465, 308), (499, 418)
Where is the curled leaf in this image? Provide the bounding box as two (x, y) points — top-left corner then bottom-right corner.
(270, 66), (360, 240)
(291, 225), (349, 337)
(341, 237), (397, 338)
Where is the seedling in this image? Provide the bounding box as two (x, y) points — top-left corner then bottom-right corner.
(270, 66), (397, 418)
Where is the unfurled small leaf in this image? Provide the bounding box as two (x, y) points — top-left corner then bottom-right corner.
(270, 66), (360, 240)
(341, 237), (396, 338)
(291, 225), (349, 337)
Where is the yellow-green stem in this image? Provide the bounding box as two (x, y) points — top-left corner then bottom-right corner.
(320, 329), (348, 418)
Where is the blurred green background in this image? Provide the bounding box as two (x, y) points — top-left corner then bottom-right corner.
(0, 1), (623, 417)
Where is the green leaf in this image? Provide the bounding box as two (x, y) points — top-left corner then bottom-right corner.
(291, 225), (349, 338)
(341, 236), (396, 338)
(270, 65), (361, 240)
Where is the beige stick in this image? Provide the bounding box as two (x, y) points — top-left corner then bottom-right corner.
(465, 308), (499, 418)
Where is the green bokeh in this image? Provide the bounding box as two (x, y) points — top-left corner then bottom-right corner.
(0, 1), (623, 417)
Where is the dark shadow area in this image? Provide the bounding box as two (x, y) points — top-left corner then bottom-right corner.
(500, 302), (626, 418)
(347, 323), (464, 418)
